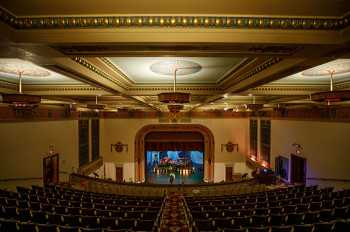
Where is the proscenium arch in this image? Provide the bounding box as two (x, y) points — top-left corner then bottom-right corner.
(134, 124), (215, 183)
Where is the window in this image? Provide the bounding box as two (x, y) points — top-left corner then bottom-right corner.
(91, 119), (100, 161)
(78, 120), (89, 167)
(260, 120), (271, 163)
(249, 119), (258, 159)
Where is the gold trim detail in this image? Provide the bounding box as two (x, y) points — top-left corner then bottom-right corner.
(0, 8), (348, 30)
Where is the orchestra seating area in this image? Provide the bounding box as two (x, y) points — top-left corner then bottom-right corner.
(185, 185), (350, 232)
(0, 185), (164, 232)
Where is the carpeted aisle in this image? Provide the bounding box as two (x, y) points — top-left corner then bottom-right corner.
(160, 193), (190, 232)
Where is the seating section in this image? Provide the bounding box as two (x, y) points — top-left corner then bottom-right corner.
(185, 185), (350, 232)
(0, 185), (164, 232)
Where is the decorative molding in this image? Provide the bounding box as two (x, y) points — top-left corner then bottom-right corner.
(128, 86), (222, 91)
(56, 44), (302, 56)
(226, 57), (283, 88)
(110, 142), (128, 153)
(72, 57), (128, 89)
(0, 8), (348, 31)
(221, 142), (239, 152)
(99, 57), (135, 86)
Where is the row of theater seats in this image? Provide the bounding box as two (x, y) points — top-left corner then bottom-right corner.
(185, 185), (350, 232)
(0, 185), (164, 232)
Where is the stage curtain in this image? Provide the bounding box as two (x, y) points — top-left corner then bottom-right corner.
(145, 141), (204, 151)
(145, 131), (204, 151)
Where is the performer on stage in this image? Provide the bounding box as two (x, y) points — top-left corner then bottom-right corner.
(169, 172), (176, 184)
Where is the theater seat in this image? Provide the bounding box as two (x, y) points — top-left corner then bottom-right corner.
(294, 224), (314, 232)
(18, 222), (36, 232)
(58, 226), (79, 232)
(0, 218), (18, 232)
(247, 226), (269, 232)
(271, 225), (293, 232)
(37, 224), (57, 232)
(80, 228), (102, 232)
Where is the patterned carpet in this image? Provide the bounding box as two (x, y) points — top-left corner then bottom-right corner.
(160, 193), (190, 232)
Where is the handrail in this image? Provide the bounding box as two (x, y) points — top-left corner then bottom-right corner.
(77, 157), (103, 176)
(306, 177), (350, 182)
(69, 173), (265, 197)
(70, 173), (256, 187)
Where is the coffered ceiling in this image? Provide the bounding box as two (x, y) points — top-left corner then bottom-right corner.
(104, 57), (246, 85)
(0, 0), (349, 113)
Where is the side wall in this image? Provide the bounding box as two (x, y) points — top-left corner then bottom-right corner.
(100, 118), (249, 182)
(0, 120), (79, 182)
(270, 120), (350, 188)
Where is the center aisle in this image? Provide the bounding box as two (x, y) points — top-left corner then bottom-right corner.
(160, 193), (190, 232)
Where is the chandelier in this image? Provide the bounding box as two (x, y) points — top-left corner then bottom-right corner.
(2, 71), (41, 110)
(157, 66), (191, 120)
(246, 95), (263, 111)
(86, 95), (105, 111)
(310, 70), (350, 105)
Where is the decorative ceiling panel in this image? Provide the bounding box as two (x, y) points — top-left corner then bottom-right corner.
(268, 59), (350, 85)
(0, 59), (82, 85)
(105, 57), (246, 85)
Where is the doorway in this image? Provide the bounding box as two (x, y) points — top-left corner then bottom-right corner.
(291, 154), (306, 184)
(225, 166), (233, 182)
(115, 167), (123, 183)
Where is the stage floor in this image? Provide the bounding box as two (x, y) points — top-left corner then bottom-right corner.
(146, 171), (203, 184)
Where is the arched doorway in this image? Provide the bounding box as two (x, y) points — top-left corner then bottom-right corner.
(135, 124), (215, 183)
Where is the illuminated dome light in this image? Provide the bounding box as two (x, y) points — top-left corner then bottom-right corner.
(150, 60), (201, 76)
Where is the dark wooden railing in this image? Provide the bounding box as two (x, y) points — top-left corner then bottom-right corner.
(69, 173), (265, 197)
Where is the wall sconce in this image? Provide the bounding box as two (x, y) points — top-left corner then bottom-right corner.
(221, 141), (239, 152)
(110, 142), (128, 152)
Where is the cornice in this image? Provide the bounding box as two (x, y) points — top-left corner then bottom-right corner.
(72, 57), (128, 90)
(224, 57), (283, 90)
(99, 57), (135, 86)
(0, 7), (349, 31)
(24, 86), (99, 92)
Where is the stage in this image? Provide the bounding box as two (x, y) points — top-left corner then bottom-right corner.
(145, 150), (204, 184)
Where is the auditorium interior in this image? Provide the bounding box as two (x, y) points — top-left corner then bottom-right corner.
(0, 1), (350, 231)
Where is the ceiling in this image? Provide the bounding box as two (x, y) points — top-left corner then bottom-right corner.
(0, 1), (349, 113)
(105, 57), (245, 85)
(0, 58), (82, 85)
